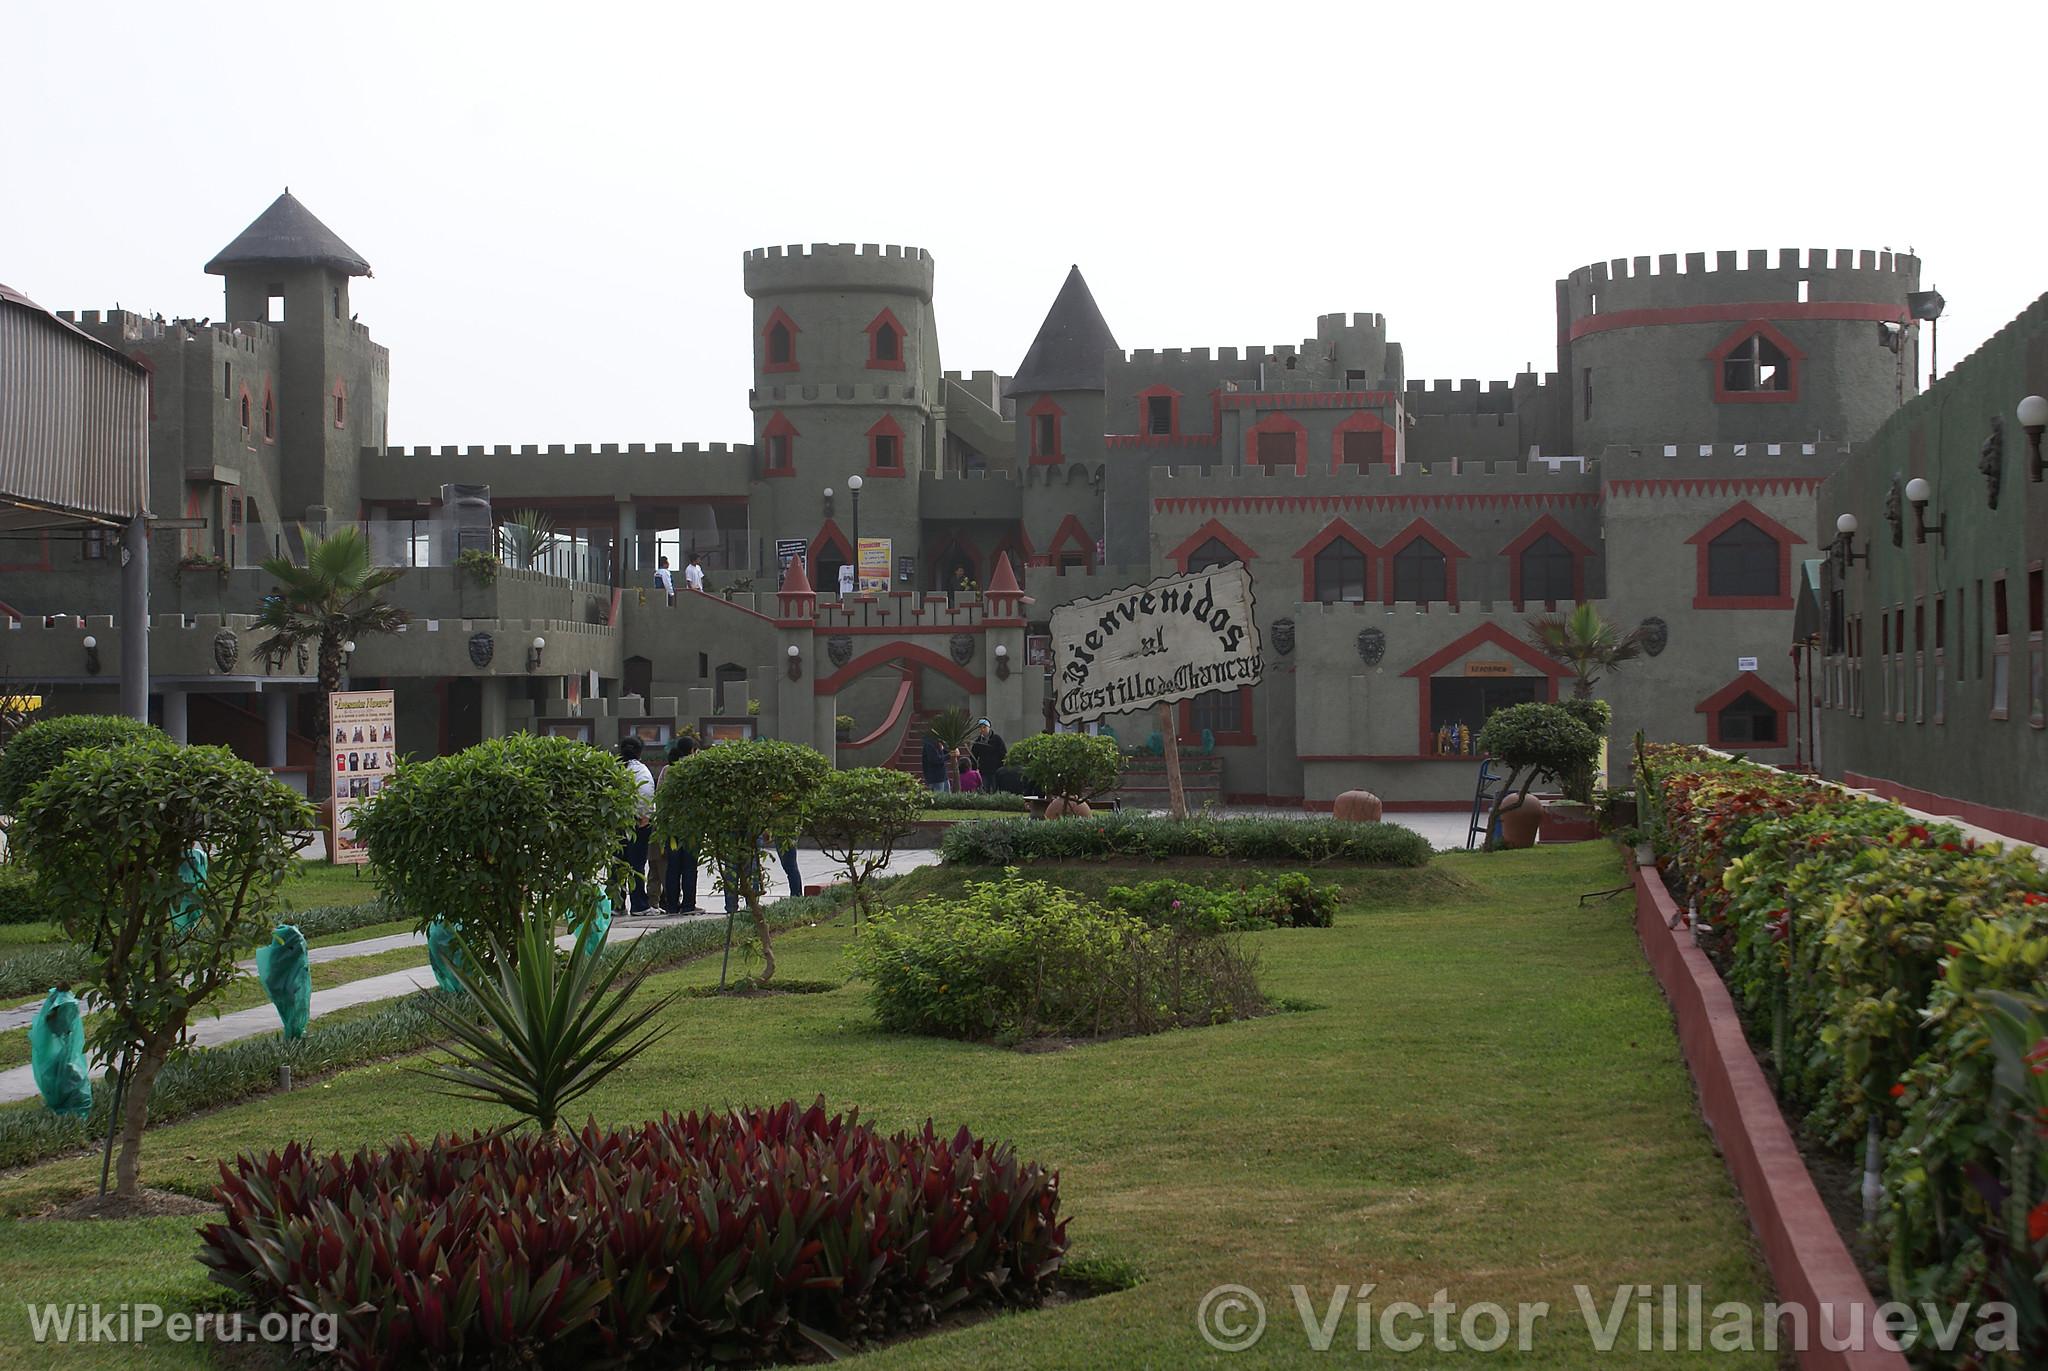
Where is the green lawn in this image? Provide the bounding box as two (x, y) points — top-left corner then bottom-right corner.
(0, 845), (1774, 1368)
(275, 861), (381, 911)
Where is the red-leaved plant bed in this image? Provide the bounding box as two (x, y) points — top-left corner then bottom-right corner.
(198, 1099), (1068, 1368)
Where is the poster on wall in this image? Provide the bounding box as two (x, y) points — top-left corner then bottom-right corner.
(857, 537), (893, 594)
(775, 539), (809, 579)
(1049, 563), (1262, 723)
(329, 688), (396, 866)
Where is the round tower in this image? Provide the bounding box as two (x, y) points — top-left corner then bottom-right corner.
(1557, 247), (1921, 452)
(743, 243), (939, 591)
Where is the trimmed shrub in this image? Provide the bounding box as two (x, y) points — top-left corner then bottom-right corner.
(848, 875), (1263, 1041)
(918, 791), (1029, 813)
(1477, 702), (1598, 807)
(0, 713), (162, 814)
(200, 1100), (1068, 1369)
(1006, 733), (1120, 804)
(0, 864), (55, 926)
(1101, 873), (1339, 931)
(940, 812), (1431, 867)
(0, 943), (91, 1001)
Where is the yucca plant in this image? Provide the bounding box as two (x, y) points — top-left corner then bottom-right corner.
(922, 706), (977, 791)
(422, 915), (675, 1131)
(498, 508), (558, 571)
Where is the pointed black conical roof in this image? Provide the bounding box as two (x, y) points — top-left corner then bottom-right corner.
(1007, 265), (1118, 395)
(205, 190), (372, 277)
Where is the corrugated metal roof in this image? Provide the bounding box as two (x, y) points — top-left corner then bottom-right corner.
(0, 286), (149, 524)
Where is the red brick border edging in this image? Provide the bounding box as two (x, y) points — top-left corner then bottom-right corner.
(1632, 863), (1909, 1371)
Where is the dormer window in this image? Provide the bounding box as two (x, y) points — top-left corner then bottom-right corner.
(864, 308), (908, 371)
(1027, 396), (1064, 465)
(866, 414), (906, 475)
(763, 307), (800, 373)
(1147, 396), (1173, 434)
(1709, 321), (1803, 404)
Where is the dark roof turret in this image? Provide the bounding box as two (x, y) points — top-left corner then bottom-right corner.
(1007, 265), (1117, 395)
(205, 190), (372, 277)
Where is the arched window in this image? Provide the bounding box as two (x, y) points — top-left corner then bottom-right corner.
(261, 387), (275, 441)
(873, 322), (898, 361)
(865, 308), (907, 370)
(763, 307), (799, 373)
(1707, 520), (1780, 598)
(238, 392), (251, 431)
(1519, 534), (1575, 603)
(1393, 540), (1448, 603)
(1716, 692), (1779, 744)
(1186, 538), (1236, 573)
(1313, 540), (1369, 602)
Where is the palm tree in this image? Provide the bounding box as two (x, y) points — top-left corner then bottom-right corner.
(256, 527), (407, 800)
(1526, 603), (1646, 700)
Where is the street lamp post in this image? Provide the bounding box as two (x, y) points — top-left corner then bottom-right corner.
(847, 473), (864, 591)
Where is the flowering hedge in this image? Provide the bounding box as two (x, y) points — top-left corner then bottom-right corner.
(1642, 746), (2048, 1363)
(200, 1099), (1067, 1368)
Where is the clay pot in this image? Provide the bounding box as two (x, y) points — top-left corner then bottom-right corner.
(1332, 789), (1384, 823)
(1494, 793), (1544, 849)
(1044, 797), (1092, 820)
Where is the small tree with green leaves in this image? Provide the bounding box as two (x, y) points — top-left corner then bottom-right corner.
(12, 738), (310, 1197)
(654, 739), (827, 984)
(0, 713), (163, 815)
(1008, 733), (1121, 808)
(806, 767), (924, 932)
(353, 734), (638, 973)
(1477, 702), (1600, 844)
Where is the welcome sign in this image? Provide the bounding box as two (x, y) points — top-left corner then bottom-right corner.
(1051, 564), (1262, 722)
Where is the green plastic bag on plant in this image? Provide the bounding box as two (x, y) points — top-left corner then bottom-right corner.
(425, 919), (467, 994)
(254, 924), (311, 1039)
(29, 988), (92, 1117)
(171, 846), (207, 932)
(575, 891), (613, 958)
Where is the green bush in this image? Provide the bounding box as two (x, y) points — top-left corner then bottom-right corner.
(1006, 733), (1120, 803)
(806, 767), (925, 928)
(353, 733), (638, 971)
(0, 943), (91, 1001)
(0, 713), (162, 813)
(1477, 702), (1599, 811)
(0, 864), (55, 925)
(918, 791), (1029, 813)
(941, 812), (1431, 867)
(848, 875), (1263, 1041)
(1102, 873), (1339, 932)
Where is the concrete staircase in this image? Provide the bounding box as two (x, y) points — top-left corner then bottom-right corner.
(889, 711), (938, 776)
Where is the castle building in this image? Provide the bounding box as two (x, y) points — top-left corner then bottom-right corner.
(2, 193), (1963, 811)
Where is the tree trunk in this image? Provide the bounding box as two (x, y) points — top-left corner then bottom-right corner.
(747, 896), (776, 983)
(317, 636), (344, 804)
(1158, 701), (1187, 819)
(114, 1040), (168, 1199)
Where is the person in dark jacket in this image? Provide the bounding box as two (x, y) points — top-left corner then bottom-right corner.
(659, 736), (701, 913)
(921, 729), (950, 792)
(970, 719), (1007, 781)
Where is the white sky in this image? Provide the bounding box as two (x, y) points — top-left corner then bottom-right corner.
(6, 1), (2044, 448)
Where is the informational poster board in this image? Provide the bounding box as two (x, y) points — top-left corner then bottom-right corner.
(775, 539), (809, 579)
(329, 689), (396, 865)
(857, 537), (893, 594)
(1050, 564), (1262, 723)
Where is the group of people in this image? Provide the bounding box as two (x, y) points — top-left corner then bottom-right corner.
(921, 718), (1019, 794)
(612, 735), (801, 916)
(652, 553), (705, 605)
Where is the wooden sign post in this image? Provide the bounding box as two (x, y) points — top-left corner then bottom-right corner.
(1158, 699), (1188, 819)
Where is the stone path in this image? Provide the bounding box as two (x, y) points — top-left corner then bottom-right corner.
(0, 848), (943, 1105)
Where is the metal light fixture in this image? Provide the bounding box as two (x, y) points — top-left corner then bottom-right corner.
(2020, 395), (2048, 481)
(1831, 512), (1866, 572)
(822, 485), (834, 519)
(1903, 478), (1944, 547)
(82, 634), (100, 675)
(993, 642), (1010, 680)
(1875, 321), (1904, 354)
(527, 634), (546, 672)
(847, 474), (863, 589)
(786, 643), (802, 680)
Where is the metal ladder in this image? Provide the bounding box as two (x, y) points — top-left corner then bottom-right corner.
(1465, 758), (1507, 851)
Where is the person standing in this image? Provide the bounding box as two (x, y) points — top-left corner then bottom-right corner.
(653, 555), (675, 605)
(659, 736), (701, 914)
(837, 562), (855, 600)
(683, 553), (706, 593)
(921, 727), (950, 793)
(971, 718), (1007, 777)
(617, 737), (656, 913)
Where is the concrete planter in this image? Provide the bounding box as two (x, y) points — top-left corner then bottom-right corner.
(1537, 798), (1600, 844)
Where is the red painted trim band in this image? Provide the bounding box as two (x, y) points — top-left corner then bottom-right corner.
(1841, 771), (2048, 848)
(1569, 300), (1904, 342)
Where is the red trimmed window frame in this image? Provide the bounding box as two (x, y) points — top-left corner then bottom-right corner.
(863, 307), (908, 372)
(1400, 623), (1570, 757)
(865, 414), (907, 478)
(1380, 516), (1468, 605)
(332, 377), (348, 428)
(1179, 686), (1257, 749)
(1167, 518), (1257, 575)
(1697, 671), (1795, 750)
(762, 307), (800, 374)
(1501, 514), (1594, 609)
(1137, 383), (1183, 438)
(1293, 517), (1376, 602)
(809, 519), (854, 575)
(1707, 319), (1805, 406)
(1045, 514), (1096, 574)
(1331, 410), (1396, 472)
(760, 411), (799, 478)
(262, 379), (276, 443)
(237, 383), (253, 437)
(1026, 396), (1065, 465)
(1245, 412), (1307, 474)
(1685, 499), (1802, 610)
(930, 534), (983, 590)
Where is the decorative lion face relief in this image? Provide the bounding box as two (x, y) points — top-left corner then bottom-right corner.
(212, 629), (238, 673)
(826, 635), (853, 669)
(1271, 618), (1295, 657)
(1356, 627), (1386, 668)
(949, 633), (976, 667)
(468, 632), (495, 668)
(1639, 616), (1669, 658)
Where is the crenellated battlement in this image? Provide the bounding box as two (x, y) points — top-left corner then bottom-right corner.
(743, 242), (936, 301)
(1114, 342), (1311, 366)
(1150, 459), (1599, 485)
(751, 381), (923, 407)
(1315, 312), (1387, 336)
(810, 590), (997, 633)
(375, 441), (754, 459)
(1561, 247), (1919, 319)
(1404, 375), (1556, 395)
